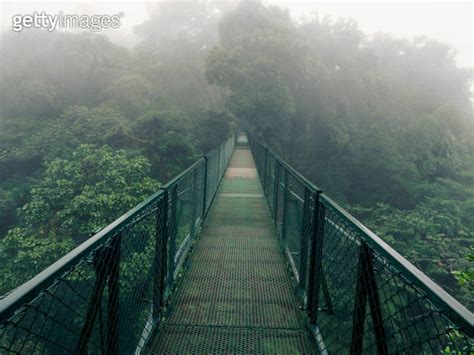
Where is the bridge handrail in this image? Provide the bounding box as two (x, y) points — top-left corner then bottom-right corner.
(320, 193), (474, 333)
(247, 133), (473, 353)
(0, 189), (163, 322)
(0, 135), (235, 354)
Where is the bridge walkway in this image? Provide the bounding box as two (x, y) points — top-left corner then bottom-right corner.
(148, 144), (315, 353)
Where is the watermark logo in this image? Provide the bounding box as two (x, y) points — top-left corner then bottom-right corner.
(12, 11), (123, 32)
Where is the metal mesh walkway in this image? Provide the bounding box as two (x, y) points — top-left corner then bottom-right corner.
(148, 146), (315, 353)
(2, 135), (471, 354)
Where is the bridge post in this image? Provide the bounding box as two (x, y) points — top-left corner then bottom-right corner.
(263, 146), (268, 194)
(273, 161), (280, 222)
(152, 193), (168, 321)
(168, 185), (178, 283)
(107, 235), (120, 354)
(76, 236), (120, 354)
(216, 148), (221, 186)
(190, 167), (198, 239)
(263, 146), (268, 193)
(299, 187), (312, 291)
(202, 156), (208, 218)
(281, 168), (290, 243)
(307, 191), (324, 324)
(350, 242), (388, 355)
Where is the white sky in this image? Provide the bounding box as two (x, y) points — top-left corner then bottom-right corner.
(0, 1), (472, 68)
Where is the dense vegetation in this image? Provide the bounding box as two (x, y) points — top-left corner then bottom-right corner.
(1, 1), (472, 309)
(0, 2), (232, 294)
(206, 2), (473, 308)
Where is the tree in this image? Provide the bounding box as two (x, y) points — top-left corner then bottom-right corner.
(0, 145), (160, 294)
(100, 74), (154, 119)
(133, 1), (225, 113)
(206, 1), (473, 307)
(206, 1), (298, 149)
(0, 30), (131, 116)
(132, 110), (199, 179)
(453, 247), (474, 300)
(193, 110), (234, 153)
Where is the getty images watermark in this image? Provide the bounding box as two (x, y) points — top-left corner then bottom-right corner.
(12, 11), (123, 32)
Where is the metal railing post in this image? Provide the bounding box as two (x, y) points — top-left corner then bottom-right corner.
(190, 168), (198, 239)
(307, 191), (324, 324)
(152, 194), (168, 321)
(202, 156), (208, 218)
(168, 185), (178, 283)
(263, 146), (268, 192)
(273, 162), (280, 222)
(282, 168), (290, 243)
(299, 187), (312, 291)
(76, 237), (119, 354)
(350, 242), (388, 355)
(107, 235), (120, 354)
(217, 147), (221, 182)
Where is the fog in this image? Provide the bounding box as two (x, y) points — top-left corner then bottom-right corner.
(0, 0), (473, 316)
(1, 1), (472, 68)
(280, 1), (473, 69)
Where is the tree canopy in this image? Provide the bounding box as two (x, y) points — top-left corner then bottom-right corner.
(206, 1), (473, 308)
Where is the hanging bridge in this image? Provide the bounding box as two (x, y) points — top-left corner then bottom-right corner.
(0, 133), (473, 354)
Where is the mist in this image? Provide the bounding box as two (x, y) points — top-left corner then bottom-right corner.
(0, 0), (473, 318)
(1, 1), (472, 67)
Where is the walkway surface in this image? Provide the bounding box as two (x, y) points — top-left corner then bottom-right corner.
(149, 144), (315, 353)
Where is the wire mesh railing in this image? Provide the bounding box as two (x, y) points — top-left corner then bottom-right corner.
(0, 136), (235, 354)
(248, 134), (473, 354)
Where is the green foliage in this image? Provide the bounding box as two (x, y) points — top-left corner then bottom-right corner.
(29, 105), (128, 160)
(351, 198), (473, 308)
(0, 7), (231, 250)
(131, 110), (199, 179)
(100, 74), (154, 119)
(0, 31), (131, 116)
(452, 246), (474, 293)
(0, 0), (471, 315)
(0, 145), (160, 293)
(0, 229), (74, 295)
(20, 145), (160, 242)
(0, 182), (33, 237)
(133, 1), (224, 113)
(206, 2), (297, 147)
(193, 110), (234, 152)
(207, 1), (474, 308)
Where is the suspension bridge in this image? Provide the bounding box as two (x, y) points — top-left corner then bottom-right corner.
(0, 133), (473, 354)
